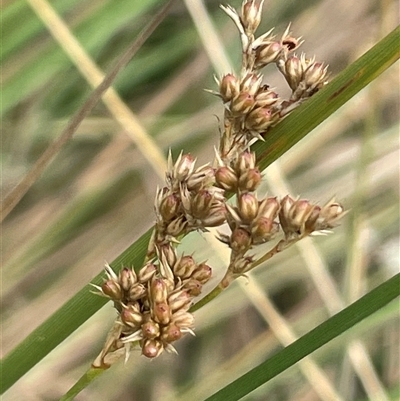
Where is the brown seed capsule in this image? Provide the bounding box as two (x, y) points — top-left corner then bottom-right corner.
(235, 151), (256, 174)
(238, 192), (259, 223)
(200, 205), (227, 227)
(138, 263), (157, 284)
(219, 73), (240, 102)
(153, 302), (172, 325)
(121, 304), (143, 328)
(171, 309), (195, 328)
(119, 268), (136, 292)
(168, 290), (192, 312)
(150, 278), (168, 304)
(241, 0), (264, 34)
(254, 41), (282, 68)
(160, 193), (181, 221)
(230, 227), (252, 253)
(240, 72), (262, 97)
(161, 323), (182, 343)
(183, 279), (203, 297)
(141, 320), (160, 339)
(101, 280), (122, 300)
(245, 106), (273, 131)
(129, 283), (147, 301)
(191, 263), (212, 284)
(238, 168), (262, 192)
(192, 189), (214, 219)
(251, 217), (279, 244)
(284, 56), (303, 91)
(215, 166), (238, 191)
(142, 339), (163, 359)
(174, 255), (197, 279)
(230, 92), (256, 115)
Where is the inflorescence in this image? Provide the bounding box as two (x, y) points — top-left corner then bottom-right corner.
(92, 0), (345, 368)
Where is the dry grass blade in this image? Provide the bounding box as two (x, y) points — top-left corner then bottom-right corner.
(26, 0), (168, 178)
(0, 0), (175, 222)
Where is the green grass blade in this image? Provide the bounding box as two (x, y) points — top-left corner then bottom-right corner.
(1, 25), (399, 395)
(0, 230), (152, 394)
(204, 273), (400, 401)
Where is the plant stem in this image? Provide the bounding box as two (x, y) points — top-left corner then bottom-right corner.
(59, 367), (107, 401)
(190, 283), (224, 312)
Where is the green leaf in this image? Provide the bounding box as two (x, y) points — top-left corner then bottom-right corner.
(204, 273), (400, 400)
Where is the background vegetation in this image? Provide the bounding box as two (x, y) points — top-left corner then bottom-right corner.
(2, 0), (399, 400)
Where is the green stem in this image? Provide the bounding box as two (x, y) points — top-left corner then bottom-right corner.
(190, 283), (224, 312)
(59, 366), (107, 401)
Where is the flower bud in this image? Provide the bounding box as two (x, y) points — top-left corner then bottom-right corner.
(161, 324), (182, 343)
(191, 263), (212, 284)
(141, 320), (160, 339)
(313, 200), (345, 231)
(238, 168), (262, 191)
(171, 309), (195, 328)
(245, 106), (273, 131)
(254, 41), (282, 68)
(238, 192), (259, 223)
(174, 255), (197, 279)
(230, 92), (255, 115)
(219, 73), (240, 102)
(284, 56), (303, 91)
(251, 217), (279, 244)
(138, 263), (157, 283)
(192, 189), (214, 219)
(279, 196), (315, 239)
(215, 166), (238, 191)
(166, 216), (187, 237)
(303, 62), (328, 93)
(235, 151), (256, 174)
(187, 165), (215, 191)
(129, 283), (147, 301)
(160, 193), (181, 221)
(255, 89), (279, 108)
(200, 205), (227, 227)
(121, 304), (143, 328)
(119, 268), (136, 291)
(231, 255), (253, 274)
(174, 153), (195, 181)
(241, 0), (264, 34)
(183, 279), (203, 296)
(168, 290), (192, 312)
(101, 280), (122, 300)
(257, 196), (280, 220)
(240, 72), (263, 96)
(142, 339), (163, 358)
(230, 227), (252, 253)
(150, 278), (168, 304)
(153, 302), (172, 325)
(159, 244), (177, 268)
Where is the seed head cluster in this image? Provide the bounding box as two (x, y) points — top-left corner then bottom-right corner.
(93, 0), (345, 366)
